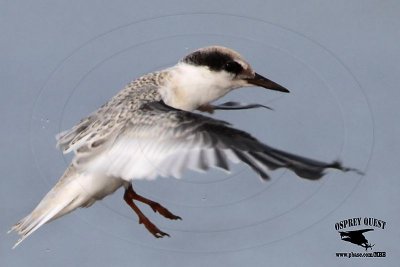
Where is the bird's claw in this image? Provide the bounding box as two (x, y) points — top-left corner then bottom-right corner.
(139, 217), (170, 238)
(149, 202), (182, 220)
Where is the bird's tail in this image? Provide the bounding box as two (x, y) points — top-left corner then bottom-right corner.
(9, 165), (95, 249)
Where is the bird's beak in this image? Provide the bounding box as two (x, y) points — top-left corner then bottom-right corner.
(245, 73), (290, 93)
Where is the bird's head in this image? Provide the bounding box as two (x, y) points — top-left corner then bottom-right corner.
(160, 46), (289, 111)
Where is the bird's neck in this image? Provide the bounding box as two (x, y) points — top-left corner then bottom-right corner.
(158, 63), (233, 111)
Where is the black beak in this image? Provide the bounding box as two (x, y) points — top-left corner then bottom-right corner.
(245, 73), (290, 93)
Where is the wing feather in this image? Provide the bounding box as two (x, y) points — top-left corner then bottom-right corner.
(58, 100), (354, 181)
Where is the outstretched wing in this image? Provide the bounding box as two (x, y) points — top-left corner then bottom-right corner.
(354, 229), (374, 234)
(56, 82), (161, 155)
(65, 101), (355, 181)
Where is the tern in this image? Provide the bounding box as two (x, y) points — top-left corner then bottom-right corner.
(9, 46), (358, 248)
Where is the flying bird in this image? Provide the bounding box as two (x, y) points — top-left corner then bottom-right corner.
(339, 229), (375, 250)
(10, 46), (358, 248)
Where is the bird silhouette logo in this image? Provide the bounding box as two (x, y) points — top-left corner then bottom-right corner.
(338, 229), (375, 250)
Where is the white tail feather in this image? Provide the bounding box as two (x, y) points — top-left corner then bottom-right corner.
(10, 166), (95, 248)
(10, 165), (125, 248)
(9, 166), (81, 249)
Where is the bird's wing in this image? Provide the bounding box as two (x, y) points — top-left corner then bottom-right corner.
(354, 229), (374, 234)
(211, 101), (273, 111)
(56, 83), (159, 155)
(56, 107), (127, 154)
(67, 100), (354, 181)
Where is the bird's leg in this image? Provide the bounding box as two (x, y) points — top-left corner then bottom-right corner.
(127, 185), (181, 220)
(123, 186), (170, 238)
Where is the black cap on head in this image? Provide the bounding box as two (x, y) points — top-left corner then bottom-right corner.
(182, 49), (244, 75)
(182, 46), (290, 93)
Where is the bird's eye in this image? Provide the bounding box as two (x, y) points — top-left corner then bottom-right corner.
(224, 61), (243, 74)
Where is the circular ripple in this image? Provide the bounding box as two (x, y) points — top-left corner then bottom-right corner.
(29, 13), (373, 252)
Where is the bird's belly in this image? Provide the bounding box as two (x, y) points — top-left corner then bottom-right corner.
(78, 172), (127, 202)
